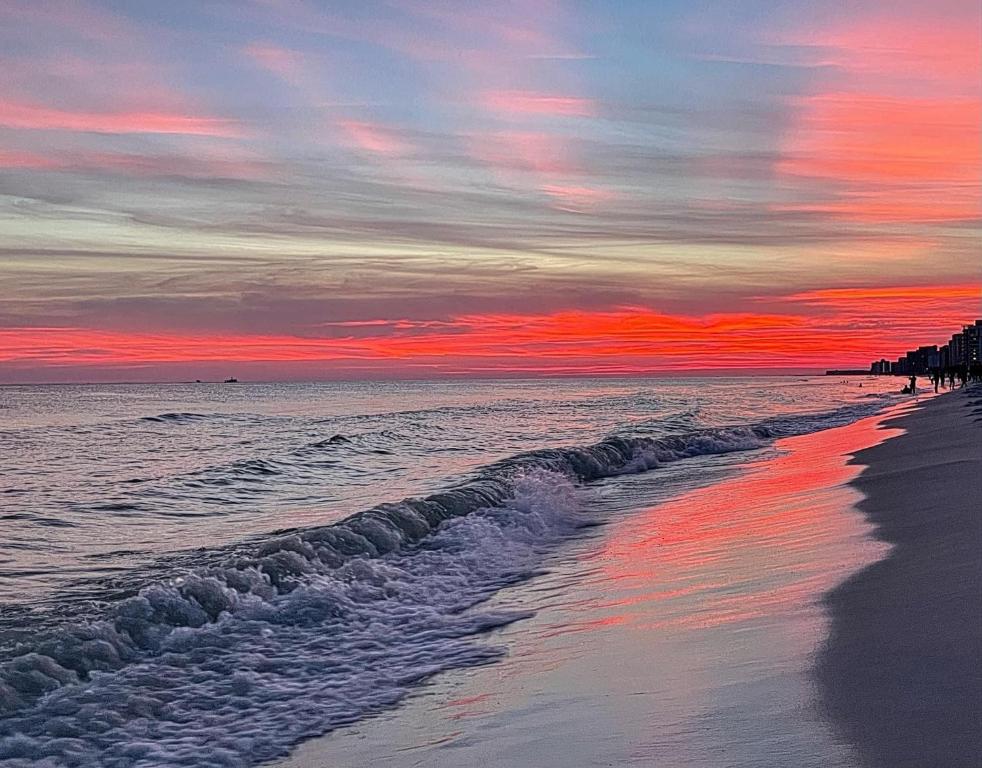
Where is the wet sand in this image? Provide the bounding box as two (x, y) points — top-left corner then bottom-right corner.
(818, 387), (982, 767)
(273, 403), (928, 768)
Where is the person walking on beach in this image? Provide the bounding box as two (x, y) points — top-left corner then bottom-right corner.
(931, 370), (940, 393)
(908, 375), (917, 395)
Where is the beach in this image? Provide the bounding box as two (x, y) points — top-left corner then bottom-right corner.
(3, 0), (980, 765)
(3, 379), (979, 767)
(272, 387), (981, 767)
(819, 387), (982, 767)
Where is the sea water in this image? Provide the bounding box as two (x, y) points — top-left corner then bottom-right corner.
(0, 376), (900, 766)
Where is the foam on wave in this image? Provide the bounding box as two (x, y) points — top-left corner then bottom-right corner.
(0, 470), (582, 767)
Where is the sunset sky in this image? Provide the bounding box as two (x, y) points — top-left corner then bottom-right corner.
(1, 0), (979, 381)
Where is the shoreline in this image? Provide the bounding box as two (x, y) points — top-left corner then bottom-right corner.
(273, 401), (914, 767)
(818, 388), (982, 767)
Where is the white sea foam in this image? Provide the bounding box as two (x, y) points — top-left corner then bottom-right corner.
(0, 470), (585, 767)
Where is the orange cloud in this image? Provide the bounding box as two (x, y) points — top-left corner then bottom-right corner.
(786, 284), (981, 304)
(779, 92), (981, 221)
(0, 99), (242, 137)
(781, 284), (980, 328)
(4, 284), (977, 376)
(776, 7), (982, 224)
(783, 94), (979, 183)
(773, 284), (981, 359)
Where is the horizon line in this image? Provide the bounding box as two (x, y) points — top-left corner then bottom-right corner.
(0, 367), (877, 386)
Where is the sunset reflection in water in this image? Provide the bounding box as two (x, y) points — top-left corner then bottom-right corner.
(280, 405), (915, 768)
(580, 414), (904, 637)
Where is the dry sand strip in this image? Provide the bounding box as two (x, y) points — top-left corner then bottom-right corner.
(817, 387), (982, 768)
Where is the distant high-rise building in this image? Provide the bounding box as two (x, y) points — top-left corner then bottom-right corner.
(905, 345), (938, 374)
(965, 321), (982, 365)
(867, 319), (981, 374)
(870, 358), (890, 374)
(949, 332), (965, 366)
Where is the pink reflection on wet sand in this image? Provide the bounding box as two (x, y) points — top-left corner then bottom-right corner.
(575, 414), (904, 637)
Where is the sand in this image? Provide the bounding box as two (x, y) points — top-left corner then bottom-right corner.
(817, 386), (982, 767)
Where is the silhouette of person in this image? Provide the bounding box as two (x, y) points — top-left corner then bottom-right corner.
(908, 374), (917, 395)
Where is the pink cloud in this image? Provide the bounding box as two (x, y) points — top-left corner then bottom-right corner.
(482, 90), (597, 118)
(0, 99), (242, 137)
(778, 12), (981, 85)
(471, 131), (612, 211)
(242, 42), (307, 86)
(90, 152), (270, 180)
(473, 130), (574, 176)
(387, 0), (564, 55)
(0, 150), (64, 169)
(0, 0), (137, 44)
(240, 1), (586, 73)
(0, 137), (270, 179)
(338, 119), (412, 156)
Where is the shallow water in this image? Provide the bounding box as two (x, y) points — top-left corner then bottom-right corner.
(0, 376), (901, 766)
(280, 413), (902, 768)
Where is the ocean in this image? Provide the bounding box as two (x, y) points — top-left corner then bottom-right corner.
(0, 376), (900, 766)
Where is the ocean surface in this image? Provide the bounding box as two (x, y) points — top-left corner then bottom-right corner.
(0, 376), (900, 766)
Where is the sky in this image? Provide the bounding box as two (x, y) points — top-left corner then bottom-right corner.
(1, 0), (980, 382)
